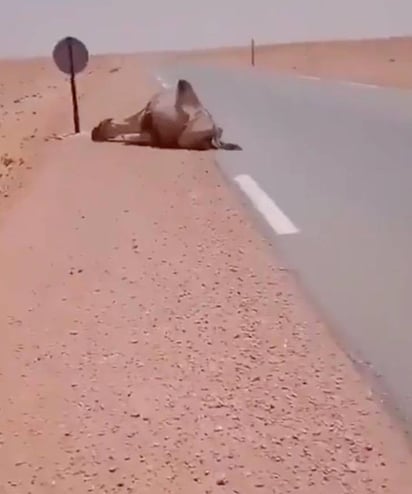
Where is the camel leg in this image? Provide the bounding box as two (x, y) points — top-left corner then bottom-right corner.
(121, 131), (154, 146)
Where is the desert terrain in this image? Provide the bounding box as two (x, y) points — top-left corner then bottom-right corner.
(168, 36), (412, 89)
(1, 38), (412, 493)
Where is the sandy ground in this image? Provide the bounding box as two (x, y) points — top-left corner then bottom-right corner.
(0, 57), (63, 215)
(0, 54), (140, 220)
(1, 44), (412, 493)
(167, 36), (412, 89)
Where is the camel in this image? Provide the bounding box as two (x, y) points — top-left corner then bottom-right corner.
(90, 79), (242, 151)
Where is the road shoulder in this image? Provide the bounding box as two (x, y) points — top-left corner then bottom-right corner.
(0, 57), (411, 492)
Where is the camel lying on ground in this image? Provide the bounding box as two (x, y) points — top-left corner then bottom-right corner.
(90, 79), (242, 151)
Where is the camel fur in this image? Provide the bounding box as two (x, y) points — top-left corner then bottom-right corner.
(90, 79), (242, 151)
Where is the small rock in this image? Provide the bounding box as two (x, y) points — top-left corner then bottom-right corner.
(216, 474), (228, 486)
(346, 461), (358, 473)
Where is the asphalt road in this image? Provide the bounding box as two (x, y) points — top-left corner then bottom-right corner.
(158, 63), (412, 433)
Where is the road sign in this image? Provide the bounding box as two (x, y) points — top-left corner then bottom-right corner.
(52, 36), (89, 133)
(53, 36), (89, 75)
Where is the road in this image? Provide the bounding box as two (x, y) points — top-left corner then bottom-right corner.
(158, 63), (412, 433)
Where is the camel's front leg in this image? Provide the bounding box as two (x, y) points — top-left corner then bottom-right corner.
(121, 131), (154, 147)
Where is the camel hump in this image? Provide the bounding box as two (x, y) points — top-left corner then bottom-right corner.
(176, 79), (201, 108)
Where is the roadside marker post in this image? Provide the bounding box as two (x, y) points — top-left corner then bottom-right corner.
(52, 36), (89, 134)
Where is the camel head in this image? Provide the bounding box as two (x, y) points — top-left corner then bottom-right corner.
(91, 118), (118, 141)
(91, 110), (147, 142)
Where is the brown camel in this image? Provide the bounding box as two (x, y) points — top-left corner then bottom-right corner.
(90, 79), (242, 151)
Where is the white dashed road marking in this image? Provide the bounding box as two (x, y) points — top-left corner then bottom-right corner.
(298, 74), (380, 89)
(234, 174), (299, 235)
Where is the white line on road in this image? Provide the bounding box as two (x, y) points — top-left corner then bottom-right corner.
(345, 81), (380, 89)
(299, 75), (321, 81)
(298, 74), (380, 89)
(234, 174), (299, 235)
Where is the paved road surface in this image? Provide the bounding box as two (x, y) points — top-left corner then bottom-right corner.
(159, 63), (412, 432)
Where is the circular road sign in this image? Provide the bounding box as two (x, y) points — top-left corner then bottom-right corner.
(52, 36), (89, 75)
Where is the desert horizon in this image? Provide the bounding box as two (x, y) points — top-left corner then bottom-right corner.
(2, 0), (412, 57)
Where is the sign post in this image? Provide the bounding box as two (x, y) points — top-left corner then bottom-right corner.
(52, 36), (89, 134)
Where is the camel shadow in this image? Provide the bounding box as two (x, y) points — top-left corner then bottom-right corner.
(95, 137), (243, 151)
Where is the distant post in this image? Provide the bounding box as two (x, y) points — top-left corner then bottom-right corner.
(52, 36), (89, 134)
(251, 38), (255, 67)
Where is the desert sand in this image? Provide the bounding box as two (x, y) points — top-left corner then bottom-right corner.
(169, 36), (412, 89)
(1, 39), (412, 493)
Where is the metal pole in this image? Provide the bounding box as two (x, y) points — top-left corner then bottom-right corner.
(251, 38), (255, 67)
(67, 38), (80, 133)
